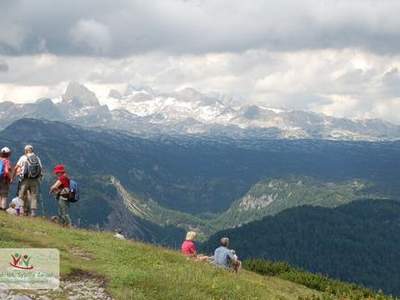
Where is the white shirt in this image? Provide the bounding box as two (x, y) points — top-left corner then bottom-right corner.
(16, 153), (42, 178)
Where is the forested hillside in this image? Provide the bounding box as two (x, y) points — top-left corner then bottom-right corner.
(212, 176), (378, 228)
(202, 200), (400, 296)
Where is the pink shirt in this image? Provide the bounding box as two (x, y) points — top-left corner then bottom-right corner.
(181, 240), (197, 256)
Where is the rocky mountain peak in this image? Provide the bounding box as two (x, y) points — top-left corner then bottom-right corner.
(62, 82), (100, 107)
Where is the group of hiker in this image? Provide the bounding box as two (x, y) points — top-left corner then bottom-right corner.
(2, 145), (239, 271)
(0, 144), (76, 227)
(181, 231), (242, 272)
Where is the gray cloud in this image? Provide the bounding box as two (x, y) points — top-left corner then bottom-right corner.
(2, 0), (400, 57)
(0, 61), (8, 72)
(2, 1), (400, 124)
(3, 49), (400, 123)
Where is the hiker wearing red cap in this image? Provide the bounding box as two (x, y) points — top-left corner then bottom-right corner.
(49, 164), (72, 227)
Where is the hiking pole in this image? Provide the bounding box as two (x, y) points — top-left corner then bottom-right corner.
(40, 186), (44, 217)
(76, 197), (81, 228)
(16, 180), (20, 198)
(39, 180), (46, 217)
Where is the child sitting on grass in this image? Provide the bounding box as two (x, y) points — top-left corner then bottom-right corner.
(10, 197), (24, 216)
(6, 203), (17, 215)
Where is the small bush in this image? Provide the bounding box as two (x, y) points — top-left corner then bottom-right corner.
(243, 259), (291, 276)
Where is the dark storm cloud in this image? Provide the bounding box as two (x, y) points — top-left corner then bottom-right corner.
(1, 0), (400, 57)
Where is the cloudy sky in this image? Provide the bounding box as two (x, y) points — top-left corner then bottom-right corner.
(1, 0), (400, 123)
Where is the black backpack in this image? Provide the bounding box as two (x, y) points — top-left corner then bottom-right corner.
(24, 154), (42, 179)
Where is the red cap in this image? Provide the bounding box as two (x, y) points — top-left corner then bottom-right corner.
(53, 164), (65, 174)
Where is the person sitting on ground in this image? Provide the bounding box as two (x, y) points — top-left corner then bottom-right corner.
(213, 237), (241, 272)
(0, 147), (13, 210)
(10, 197), (24, 216)
(181, 231), (209, 261)
(13, 145), (42, 217)
(6, 203), (17, 215)
(49, 164), (72, 227)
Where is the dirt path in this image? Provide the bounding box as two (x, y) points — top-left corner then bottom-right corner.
(0, 274), (113, 300)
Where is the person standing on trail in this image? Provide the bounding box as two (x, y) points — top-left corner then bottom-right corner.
(13, 145), (42, 217)
(49, 164), (72, 227)
(0, 147), (13, 210)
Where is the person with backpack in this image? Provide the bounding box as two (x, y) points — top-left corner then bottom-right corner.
(13, 145), (42, 217)
(0, 147), (13, 210)
(49, 164), (72, 227)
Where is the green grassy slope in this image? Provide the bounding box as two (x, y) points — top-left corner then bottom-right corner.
(0, 213), (319, 300)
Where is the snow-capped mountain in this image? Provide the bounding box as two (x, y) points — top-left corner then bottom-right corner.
(104, 84), (400, 140)
(1, 82), (400, 141)
(106, 85), (234, 124)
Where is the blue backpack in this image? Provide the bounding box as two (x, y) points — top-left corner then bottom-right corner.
(0, 160), (4, 179)
(68, 180), (80, 203)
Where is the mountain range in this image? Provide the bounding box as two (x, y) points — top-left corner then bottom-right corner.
(1, 118), (400, 242)
(1, 82), (400, 141)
